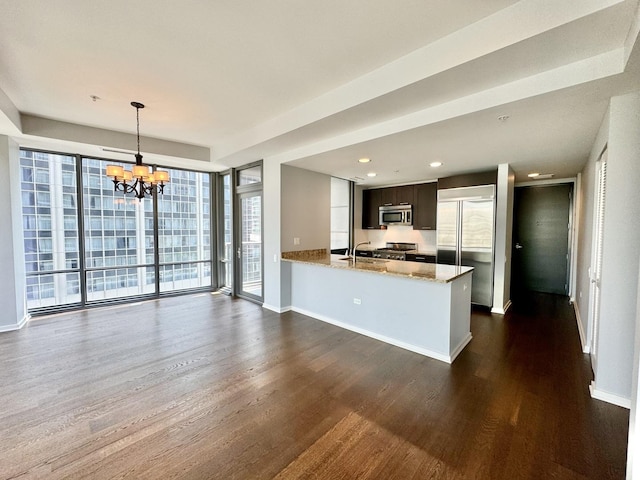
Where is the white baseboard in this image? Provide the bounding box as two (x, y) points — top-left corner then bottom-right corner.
(291, 306), (469, 364)
(0, 313), (30, 333)
(491, 299), (512, 315)
(262, 303), (291, 313)
(572, 302), (590, 353)
(589, 381), (631, 409)
(449, 333), (473, 363)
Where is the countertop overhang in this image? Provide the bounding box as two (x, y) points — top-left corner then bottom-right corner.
(281, 250), (473, 283)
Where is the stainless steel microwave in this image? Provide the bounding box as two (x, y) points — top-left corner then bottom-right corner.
(379, 204), (412, 226)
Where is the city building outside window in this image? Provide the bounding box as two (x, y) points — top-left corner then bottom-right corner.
(19, 149), (214, 313)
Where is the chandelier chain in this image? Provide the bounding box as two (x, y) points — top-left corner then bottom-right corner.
(136, 105), (141, 156)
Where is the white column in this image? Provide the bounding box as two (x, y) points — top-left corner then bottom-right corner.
(0, 136), (28, 331)
(491, 163), (514, 314)
(262, 158), (287, 312)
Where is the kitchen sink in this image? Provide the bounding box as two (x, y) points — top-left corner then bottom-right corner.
(338, 257), (388, 264)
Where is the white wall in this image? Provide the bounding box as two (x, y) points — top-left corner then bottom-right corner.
(627, 258), (640, 478)
(592, 92), (640, 402)
(280, 165), (331, 252)
(0, 136), (27, 331)
(363, 227), (437, 253)
(20, 115), (210, 163)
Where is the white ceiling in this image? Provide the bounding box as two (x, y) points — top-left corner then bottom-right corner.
(1, 0), (639, 185)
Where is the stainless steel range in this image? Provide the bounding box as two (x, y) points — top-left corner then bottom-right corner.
(372, 242), (418, 261)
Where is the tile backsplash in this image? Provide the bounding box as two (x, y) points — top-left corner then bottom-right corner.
(359, 226), (437, 253)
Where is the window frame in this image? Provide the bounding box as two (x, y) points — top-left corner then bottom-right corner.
(19, 147), (217, 315)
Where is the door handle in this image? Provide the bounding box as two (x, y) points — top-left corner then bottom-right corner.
(237, 247), (241, 259)
(515, 243), (523, 250)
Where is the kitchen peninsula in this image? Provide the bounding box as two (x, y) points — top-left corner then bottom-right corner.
(281, 250), (474, 363)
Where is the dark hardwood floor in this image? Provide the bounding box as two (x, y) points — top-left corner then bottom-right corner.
(0, 292), (629, 479)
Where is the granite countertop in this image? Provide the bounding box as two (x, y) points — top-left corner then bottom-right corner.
(354, 247), (436, 256)
(281, 250), (473, 283)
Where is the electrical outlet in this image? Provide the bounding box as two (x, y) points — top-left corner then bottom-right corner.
(353, 298), (361, 305)
(294, 237), (300, 245)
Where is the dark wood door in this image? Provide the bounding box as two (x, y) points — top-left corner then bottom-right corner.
(511, 184), (572, 297)
(414, 183), (437, 230)
(362, 189), (381, 229)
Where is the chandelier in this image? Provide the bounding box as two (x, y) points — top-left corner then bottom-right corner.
(105, 101), (170, 199)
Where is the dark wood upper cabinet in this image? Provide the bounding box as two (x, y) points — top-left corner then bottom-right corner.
(437, 169), (497, 189)
(380, 188), (396, 206)
(362, 188), (381, 229)
(413, 182), (437, 230)
(379, 185), (414, 206)
(396, 185), (415, 205)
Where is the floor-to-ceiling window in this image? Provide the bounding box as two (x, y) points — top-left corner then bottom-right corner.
(157, 168), (212, 292)
(19, 148), (215, 314)
(83, 157), (156, 301)
(20, 150), (81, 309)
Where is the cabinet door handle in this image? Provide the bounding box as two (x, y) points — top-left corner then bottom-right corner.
(421, 227), (431, 230)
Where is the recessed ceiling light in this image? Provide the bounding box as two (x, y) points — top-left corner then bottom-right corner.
(358, 158), (371, 163)
(528, 172), (540, 178)
(367, 172), (377, 177)
(430, 161), (443, 168)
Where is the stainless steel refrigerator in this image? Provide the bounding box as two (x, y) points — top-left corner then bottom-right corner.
(437, 185), (495, 307)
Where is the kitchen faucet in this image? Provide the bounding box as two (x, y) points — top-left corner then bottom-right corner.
(353, 241), (371, 262)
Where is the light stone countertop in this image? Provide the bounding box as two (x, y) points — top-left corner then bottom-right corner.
(281, 250), (473, 283)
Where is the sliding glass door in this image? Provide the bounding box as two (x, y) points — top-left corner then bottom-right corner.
(238, 191), (262, 298)
(234, 163), (263, 302)
(218, 172), (233, 292)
